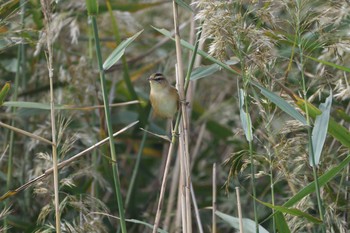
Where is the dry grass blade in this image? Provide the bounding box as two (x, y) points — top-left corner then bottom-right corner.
(0, 121), (139, 202)
(0, 144), (9, 165)
(139, 127), (171, 142)
(0, 122), (53, 145)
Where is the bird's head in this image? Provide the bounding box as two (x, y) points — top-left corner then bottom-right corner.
(148, 73), (170, 91)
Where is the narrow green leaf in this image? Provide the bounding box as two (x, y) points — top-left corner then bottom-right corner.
(0, 58), (18, 72)
(305, 55), (350, 73)
(3, 101), (138, 111)
(175, 0), (193, 12)
(275, 212), (291, 233)
(0, 82), (11, 106)
(310, 92), (332, 166)
(4, 101), (61, 110)
(190, 64), (221, 80)
(252, 83), (307, 125)
(256, 199), (322, 224)
(295, 96), (350, 148)
(125, 218), (167, 233)
(103, 30), (143, 70)
(335, 109), (350, 123)
(86, 0), (99, 15)
(216, 210), (269, 233)
(284, 154), (350, 207)
(99, 2), (166, 13)
(152, 26), (240, 76)
(239, 89), (253, 141)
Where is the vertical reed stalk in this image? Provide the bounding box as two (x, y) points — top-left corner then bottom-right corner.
(212, 163), (217, 233)
(164, 152), (180, 231)
(235, 187), (244, 233)
(152, 4), (203, 233)
(152, 139), (177, 233)
(172, 2), (192, 232)
(90, 15), (128, 232)
(40, 0), (60, 232)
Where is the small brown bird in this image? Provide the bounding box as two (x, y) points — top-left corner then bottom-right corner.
(148, 73), (179, 119)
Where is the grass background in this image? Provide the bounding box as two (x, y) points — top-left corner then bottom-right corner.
(0, 0), (350, 232)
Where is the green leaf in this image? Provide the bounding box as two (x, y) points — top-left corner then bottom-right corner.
(98, 2), (166, 13)
(335, 109), (350, 123)
(152, 26), (239, 76)
(0, 82), (11, 106)
(124, 218), (167, 233)
(275, 212), (290, 233)
(251, 83), (307, 125)
(310, 92), (332, 167)
(239, 89), (253, 142)
(86, 0), (99, 15)
(305, 55), (350, 73)
(103, 30), (143, 71)
(190, 64), (221, 81)
(295, 96), (350, 148)
(256, 199), (322, 224)
(216, 210), (269, 233)
(284, 154), (350, 208)
(175, 0), (193, 12)
(0, 58), (18, 72)
(4, 101), (59, 110)
(3, 101), (85, 110)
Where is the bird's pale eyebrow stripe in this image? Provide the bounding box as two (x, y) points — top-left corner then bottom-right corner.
(153, 73), (165, 81)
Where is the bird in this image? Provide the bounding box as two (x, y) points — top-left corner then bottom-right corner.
(148, 73), (179, 119)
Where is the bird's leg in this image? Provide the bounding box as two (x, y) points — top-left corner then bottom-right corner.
(170, 120), (179, 138)
(180, 98), (189, 106)
(171, 120), (175, 137)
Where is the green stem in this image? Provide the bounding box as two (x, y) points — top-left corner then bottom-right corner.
(245, 100), (258, 232)
(299, 49), (325, 231)
(296, 3), (325, 230)
(4, 1), (26, 231)
(105, 0), (146, 125)
(125, 112), (151, 209)
(90, 16), (127, 233)
(241, 61), (258, 233)
(184, 24), (203, 93)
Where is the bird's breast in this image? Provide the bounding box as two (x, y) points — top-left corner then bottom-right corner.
(150, 88), (178, 118)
